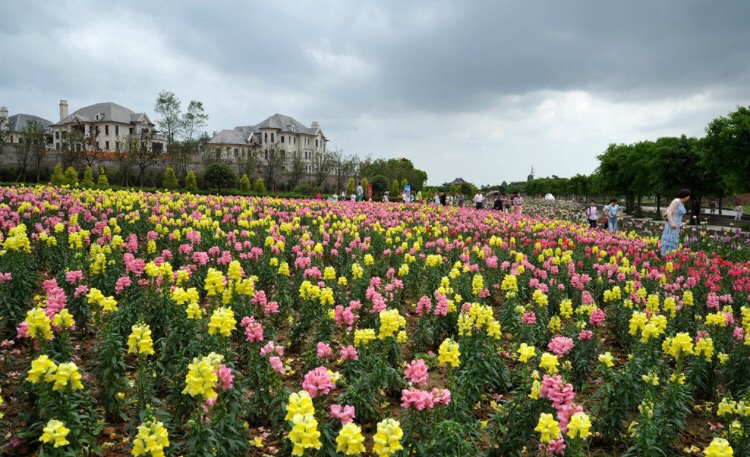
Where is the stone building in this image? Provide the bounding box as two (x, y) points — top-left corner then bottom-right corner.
(0, 105), (53, 145)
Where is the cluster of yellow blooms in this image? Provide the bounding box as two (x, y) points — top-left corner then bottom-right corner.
(629, 311), (667, 342)
(182, 353), (223, 401)
(372, 418), (404, 457)
(354, 328), (377, 347)
(27, 355), (84, 391)
(2, 226), (32, 253)
(86, 288), (118, 312)
(704, 438), (734, 457)
(598, 352), (614, 368)
(471, 274), (484, 296)
(457, 303), (501, 339)
(289, 413), (322, 456)
(132, 419), (170, 457)
(534, 413), (561, 443)
(559, 298), (573, 319)
(52, 309), (75, 329)
(567, 412), (592, 439)
(438, 338), (461, 368)
(23, 308), (54, 341)
(336, 423), (366, 455)
(204, 268), (226, 296)
(695, 337), (715, 361)
(208, 307), (236, 337)
(285, 391), (315, 420)
(662, 332), (694, 360)
(39, 419), (70, 448)
(378, 309), (406, 339)
(127, 323), (156, 356)
(539, 352), (559, 374)
(517, 343), (536, 363)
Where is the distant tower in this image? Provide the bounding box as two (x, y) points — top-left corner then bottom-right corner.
(527, 166), (535, 182)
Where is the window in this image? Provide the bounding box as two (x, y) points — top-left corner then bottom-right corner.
(105, 141), (110, 150)
(271, 133), (275, 142)
(304, 151), (309, 159)
(264, 150), (268, 160)
(234, 148), (239, 158)
(264, 132), (267, 142)
(105, 125), (109, 135)
(281, 135), (284, 143)
(130, 127), (134, 134)
(55, 131), (60, 139)
(316, 139), (318, 147)
(115, 125), (119, 135)
(56, 143), (60, 151)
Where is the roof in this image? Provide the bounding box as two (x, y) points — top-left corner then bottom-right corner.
(6, 114), (53, 132)
(210, 113), (326, 145)
(207, 129), (250, 145)
(53, 102), (152, 126)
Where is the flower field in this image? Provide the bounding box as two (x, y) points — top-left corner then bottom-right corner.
(0, 186), (749, 457)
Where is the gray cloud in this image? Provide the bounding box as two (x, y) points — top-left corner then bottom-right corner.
(1, 0), (749, 185)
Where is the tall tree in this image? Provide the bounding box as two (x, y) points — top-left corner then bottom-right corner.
(287, 151), (306, 190)
(154, 90), (182, 147)
(262, 145), (286, 191)
(313, 151), (334, 188)
(182, 100), (208, 141)
(128, 130), (161, 186)
(702, 105), (750, 193)
(23, 121), (50, 182)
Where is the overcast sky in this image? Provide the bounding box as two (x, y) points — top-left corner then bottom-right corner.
(2, 1), (749, 186)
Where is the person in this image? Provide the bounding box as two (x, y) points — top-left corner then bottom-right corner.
(457, 194), (465, 208)
(474, 192), (484, 209)
(350, 193), (356, 202)
(512, 193), (524, 214)
(709, 198), (717, 215)
(493, 198), (503, 211)
(340, 191), (346, 201)
(415, 190), (422, 203)
(439, 192), (447, 206)
(661, 189), (691, 256)
(734, 201), (744, 221)
(584, 200), (598, 228)
(356, 184), (364, 201)
(433, 193), (440, 205)
(603, 199), (621, 231)
(315, 192), (322, 200)
(383, 191), (389, 203)
(447, 194), (454, 206)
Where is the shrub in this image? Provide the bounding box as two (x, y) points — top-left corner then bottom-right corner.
(392, 179), (401, 196)
(254, 178), (266, 193)
(361, 177), (369, 198)
(97, 168), (109, 188)
(239, 174), (251, 192)
(163, 167), (179, 190)
(81, 166), (95, 188)
(50, 163), (65, 186)
(185, 170), (198, 192)
(64, 166), (79, 186)
(346, 177), (355, 195)
(204, 163), (238, 192)
(371, 175), (388, 198)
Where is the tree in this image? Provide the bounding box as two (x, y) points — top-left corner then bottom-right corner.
(346, 177), (355, 194)
(330, 149), (357, 192)
(371, 175), (388, 198)
(50, 163), (65, 186)
(17, 120), (47, 182)
(236, 148), (260, 179)
(204, 162), (237, 193)
(702, 105), (750, 193)
(97, 167), (109, 188)
(163, 166), (179, 190)
(155, 90), (182, 147)
(128, 130), (161, 186)
(239, 174), (251, 192)
(254, 178), (266, 193)
(287, 152), (307, 190)
(182, 100), (208, 142)
(115, 137), (137, 186)
(77, 124), (105, 170)
(400, 178), (408, 191)
(360, 177), (369, 199)
(312, 151), (334, 188)
(360, 157), (427, 191)
(81, 166), (95, 188)
(64, 166), (79, 186)
(261, 145), (286, 191)
(391, 179), (400, 196)
(185, 170), (198, 192)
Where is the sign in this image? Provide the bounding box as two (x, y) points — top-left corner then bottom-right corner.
(367, 183), (373, 201)
(404, 185), (411, 202)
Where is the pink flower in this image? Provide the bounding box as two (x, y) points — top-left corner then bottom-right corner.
(589, 308), (606, 327)
(430, 388), (451, 405)
(115, 276), (132, 294)
(260, 341), (284, 357)
(339, 345), (359, 362)
(302, 366), (335, 398)
(404, 359), (429, 387)
(330, 404), (356, 425)
(401, 388), (435, 410)
(521, 311), (537, 325)
(215, 364), (234, 390)
(578, 329), (593, 341)
(65, 270), (83, 285)
(415, 296), (432, 316)
(240, 316), (264, 343)
(547, 337), (574, 357)
(264, 301), (279, 315)
(269, 356), (285, 374)
(317, 342), (333, 359)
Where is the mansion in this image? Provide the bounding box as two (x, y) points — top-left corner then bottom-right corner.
(208, 114), (328, 173)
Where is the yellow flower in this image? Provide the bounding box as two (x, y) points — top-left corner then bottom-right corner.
(204, 268), (226, 296)
(559, 299), (573, 319)
(24, 308), (54, 341)
(182, 356), (218, 401)
(132, 419), (170, 457)
(336, 422), (366, 455)
(40, 419), (70, 448)
(285, 391), (315, 421)
(704, 438), (734, 457)
(517, 343), (536, 363)
(208, 307), (236, 337)
(539, 352), (559, 374)
(378, 309), (406, 339)
(662, 332), (694, 360)
(127, 323), (156, 356)
(534, 413), (561, 443)
(717, 397), (737, 416)
(372, 418), (404, 457)
(186, 302), (203, 319)
(353, 329), (376, 347)
(52, 309), (75, 329)
(529, 380), (541, 399)
(598, 352), (614, 367)
(567, 412), (591, 439)
(53, 362), (84, 391)
(438, 338), (461, 368)
(27, 355), (58, 384)
(288, 414), (322, 456)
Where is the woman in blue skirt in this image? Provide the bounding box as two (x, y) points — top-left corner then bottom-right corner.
(661, 189), (691, 256)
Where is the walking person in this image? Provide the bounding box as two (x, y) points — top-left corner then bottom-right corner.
(457, 194), (465, 208)
(512, 193), (524, 215)
(603, 199), (621, 231)
(584, 200), (598, 228)
(734, 201), (744, 221)
(474, 191), (484, 209)
(356, 183), (364, 201)
(661, 189), (691, 256)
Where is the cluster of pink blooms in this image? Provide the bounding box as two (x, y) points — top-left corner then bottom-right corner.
(302, 366), (336, 398)
(339, 345), (359, 362)
(330, 404), (356, 425)
(521, 311), (537, 325)
(334, 302), (360, 330)
(404, 359), (429, 387)
(215, 364), (234, 391)
(240, 316), (264, 342)
(589, 308), (606, 327)
(415, 296), (432, 316)
(401, 388), (451, 410)
(547, 337), (574, 357)
(317, 342), (333, 359)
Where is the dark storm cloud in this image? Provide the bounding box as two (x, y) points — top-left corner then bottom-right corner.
(1, 1), (749, 184)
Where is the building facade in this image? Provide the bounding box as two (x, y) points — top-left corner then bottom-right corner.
(208, 114), (328, 173)
(50, 100), (166, 153)
(0, 105), (53, 145)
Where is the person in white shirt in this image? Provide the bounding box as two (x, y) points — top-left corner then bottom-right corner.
(474, 192), (484, 209)
(584, 200), (598, 228)
(734, 201), (744, 221)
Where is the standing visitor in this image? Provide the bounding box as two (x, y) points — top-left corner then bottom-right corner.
(356, 184), (364, 201)
(493, 198), (503, 211)
(383, 191), (389, 203)
(584, 200), (598, 228)
(474, 192), (484, 209)
(734, 201), (744, 221)
(315, 192), (322, 200)
(661, 189), (691, 256)
(439, 192), (447, 206)
(512, 193), (524, 214)
(457, 194), (465, 208)
(709, 198), (717, 215)
(603, 199), (621, 231)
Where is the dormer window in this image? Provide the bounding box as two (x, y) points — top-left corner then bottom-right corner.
(95, 113), (105, 121)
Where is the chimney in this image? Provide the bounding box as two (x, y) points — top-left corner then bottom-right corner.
(59, 100), (68, 121)
(0, 106), (7, 130)
(311, 121), (319, 129)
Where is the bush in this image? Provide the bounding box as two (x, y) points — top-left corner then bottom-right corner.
(163, 167), (179, 190)
(50, 163), (65, 186)
(293, 182), (318, 195)
(185, 170), (198, 192)
(346, 177), (355, 195)
(254, 178), (266, 193)
(361, 177), (369, 198)
(239, 174), (251, 192)
(97, 167), (109, 188)
(392, 179), (401, 196)
(81, 166), (95, 188)
(204, 163), (237, 192)
(371, 175), (388, 198)
(64, 166), (79, 186)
